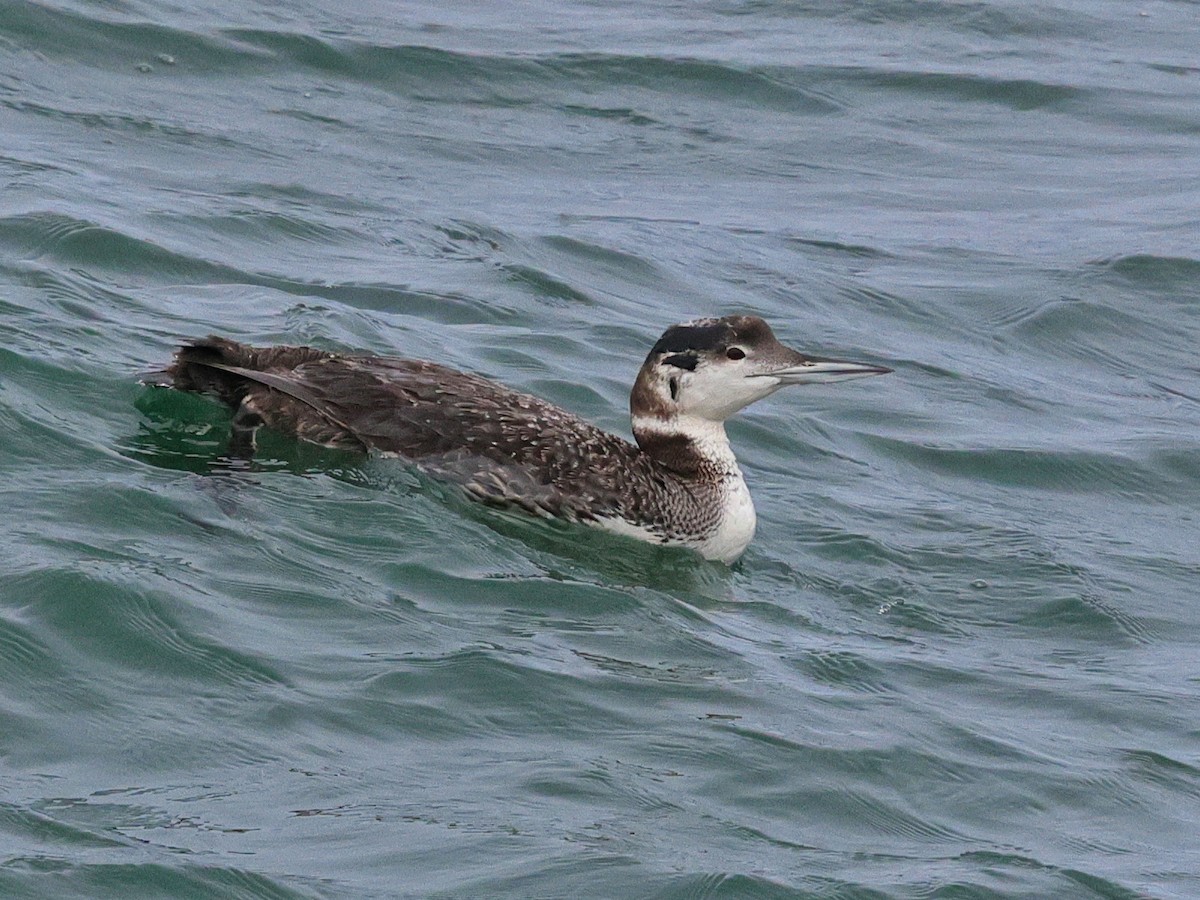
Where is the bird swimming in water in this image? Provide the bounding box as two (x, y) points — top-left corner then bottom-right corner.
(158, 315), (890, 564)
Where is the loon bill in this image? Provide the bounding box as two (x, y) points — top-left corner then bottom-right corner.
(157, 315), (891, 564)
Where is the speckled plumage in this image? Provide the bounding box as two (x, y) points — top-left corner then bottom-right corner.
(162, 317), (890, 563)
(166, 335), (731, 541)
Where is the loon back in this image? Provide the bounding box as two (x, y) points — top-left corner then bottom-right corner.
(161, 317), (890, 563)
(166, 337), (668, 519)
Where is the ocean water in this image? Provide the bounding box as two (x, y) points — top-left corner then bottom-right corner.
(2, 0), (1199, 897)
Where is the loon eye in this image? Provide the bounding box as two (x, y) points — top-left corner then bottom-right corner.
(726, 347), (746, 360)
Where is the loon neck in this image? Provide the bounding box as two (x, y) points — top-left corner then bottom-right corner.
(632, 414), (739, 478)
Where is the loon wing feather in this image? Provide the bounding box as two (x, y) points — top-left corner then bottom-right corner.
(194, 359), (363, 445)
(165, 338), (687, 535)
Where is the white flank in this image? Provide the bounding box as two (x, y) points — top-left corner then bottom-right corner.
(590, 516), (666, 547)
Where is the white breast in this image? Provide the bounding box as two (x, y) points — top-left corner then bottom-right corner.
(693, 470), (757, 564)
(590, 470), (757, 564)
(593, 417), (759, 564)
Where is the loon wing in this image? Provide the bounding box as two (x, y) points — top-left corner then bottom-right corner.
(164, 337), (653, 521)
(202, 361), (357, 433)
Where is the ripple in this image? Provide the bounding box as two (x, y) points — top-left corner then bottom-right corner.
(1017, 594), (1155, 645)
(0, 212), (514, 328)
(0, 615), (50, 673)
(3, 2), (253, 72)
(1092, 253), (1200, 292)
(781, 234), (894, 260)
(0, 858), (317, 899)
(794, 649), (896, 695)
(166, 208), (362, 247)
(809, 0), (1102, 40)
(178, 34), (847, 118)
(0, 799), (129, 852)
(540, 234), (665, 282)
(1006, 294), (1180, 358)
(499, 263), (596, 306)
(841, 66), (1080, 111)
(12, 565), (288, 689)
(547, 54), (842, 114)
(4, 99), (252, 151)
(1121, 749), (1200, 799)
(560, 104), (658, 126)
(877, 439), (1160, 497)
(0, 212), (237, 280)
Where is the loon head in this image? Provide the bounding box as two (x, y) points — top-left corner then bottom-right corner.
(631, 315), (891, 451)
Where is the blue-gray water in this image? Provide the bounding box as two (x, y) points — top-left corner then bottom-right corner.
(2, 1), (1199, 897)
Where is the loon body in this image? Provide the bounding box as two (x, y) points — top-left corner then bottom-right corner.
(161, 316), (890, 563)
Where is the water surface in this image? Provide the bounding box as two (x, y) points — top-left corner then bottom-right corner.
(2, 0), (1199, 897)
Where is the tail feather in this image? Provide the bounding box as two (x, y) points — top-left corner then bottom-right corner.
(148, 336), (364, 453)
(165, 336), (331, 408)
(166, 336), (256, 406)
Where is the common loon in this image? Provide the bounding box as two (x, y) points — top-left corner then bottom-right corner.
(160, 315), (890, 564)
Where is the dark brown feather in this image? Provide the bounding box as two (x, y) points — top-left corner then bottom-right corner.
(165, 337), (726, 537)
